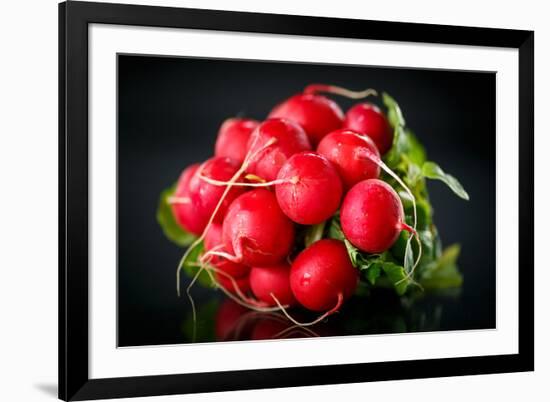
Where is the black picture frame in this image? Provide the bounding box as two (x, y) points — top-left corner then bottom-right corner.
(59, 1), (534, 400)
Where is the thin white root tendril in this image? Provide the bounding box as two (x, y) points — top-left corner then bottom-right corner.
(270, 292), (343, 327)
(354, 133), (423, 280)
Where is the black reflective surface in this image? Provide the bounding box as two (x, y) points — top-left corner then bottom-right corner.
(181, 289), (465, 344)
(118, 55), (496, 347)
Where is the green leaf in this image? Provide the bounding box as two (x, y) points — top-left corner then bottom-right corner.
(305, 221), (327, 247)
(182, 241), (213, 287)
(422, 161), (470, 201)
(382, 92), (406, 128)
(383, 127), (427, 171)
(156, 184), (197, 247)
(390, 230), (409, 262)
(346, 244), (411, 295)
(438, 243), (461, 268)
(416, 198), (433, 229)
(405, 130), (427, 166)
(382, 93), (426, 169)
(341, 232), (412, 295)
(328, 217), (345, 241)
(354, 281), (371, 297)
(344, 239), (361, 267)
(418, 229), (436, 262)
(407, 160), (422, 186)
(382, 263), (410, 296)
(400, 195), (432, 231)
(366, 263), (382, 285)
(384, 126), (407, 168)
(420, 244), (463, 289)
(404, 240), (414, 275)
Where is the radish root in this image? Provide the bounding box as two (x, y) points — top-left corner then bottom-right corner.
(270, 292), (343, 327)
(202, 249), (242, 264)
(197, 174), (290, 188)
(304, 84), (378, 99)
(167, 196), (190, 205)
(187, 259), (285, 313)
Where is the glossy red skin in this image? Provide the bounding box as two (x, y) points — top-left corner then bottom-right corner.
(205, 223), (250, 278)
(290, 239), (358, 312)
(189, 156), (246, 224)
(215, 272), (251, 295)
(215, 299), (249, 341)
(275, 151), (342, 225)
(171, 163), (208, 235)
(215, 118), (260, 164)
(344, 103), (393, 155)
(246, 118), (311, 182)
(317, 129), (381, 191)
(341, 179), (404, 253)
(269, 94), (344, 146)
(250, 264), (296, 307)
(222, 189), (295, 266)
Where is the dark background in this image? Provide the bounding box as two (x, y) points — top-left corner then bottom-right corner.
(118, 54), (496, 347)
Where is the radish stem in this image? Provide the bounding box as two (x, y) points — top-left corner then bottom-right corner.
(304, 84), (378, 99)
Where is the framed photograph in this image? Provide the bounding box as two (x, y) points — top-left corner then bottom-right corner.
(59, 1), (534, 400)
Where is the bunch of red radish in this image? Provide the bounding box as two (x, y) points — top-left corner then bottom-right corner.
(170, 84), (417, 324)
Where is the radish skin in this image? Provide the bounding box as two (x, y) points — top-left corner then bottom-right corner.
(205, 223), (250, 279)
(317, 129), (381, 191)
(215, 272), (251, 295)
(290, 239), (358, 312)
(215, 118), (260, 164)
(344, 103), (393, 155)
(170, 163), (207, 235)
(268, 94), (344, 146)
(193, 156), (246, 224)
(222, 189), (295, 267)
(246, 118), (311, 182)
(341, 179), (410, 253)
(275, 151), (343, 225)
(250, 264), (296, 307)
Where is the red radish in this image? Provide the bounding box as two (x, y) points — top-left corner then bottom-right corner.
(246, 118), (311, 182)
(215, 272), (251, 295)
(275, 151), (342, 225)
(191, 156), (246, 224)
(268, 94), (344, 146)
(171, 163), (208, 235)
(215, 299), (249, 340)
(205, 223), (250, 279)
(222, 189), (295, 266)
(176, 133), (295, 297)
(215, 118), (260, 164)
(317, 129), (381, 191)
(250, 264), (296, 307)
(290, 239), (358, 312)
(341, 179), (413, 253)
(344, 103), (393, 155)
